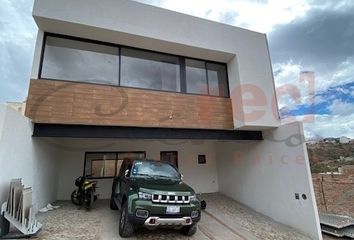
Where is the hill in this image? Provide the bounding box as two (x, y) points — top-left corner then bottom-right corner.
(307, 141), (354, 173)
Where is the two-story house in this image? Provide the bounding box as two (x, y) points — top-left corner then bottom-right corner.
(0, 0), (321, 239)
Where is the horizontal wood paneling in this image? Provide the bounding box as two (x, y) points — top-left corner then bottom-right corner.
(25, 79), (234, 129)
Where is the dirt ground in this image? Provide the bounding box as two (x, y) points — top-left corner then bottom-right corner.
(31, 193), (318, 240)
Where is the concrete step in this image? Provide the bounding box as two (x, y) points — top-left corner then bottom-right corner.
(321, 225), (354, 238)
(319, 213), (354, 229)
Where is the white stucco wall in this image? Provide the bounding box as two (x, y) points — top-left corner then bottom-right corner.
(32, 0), (280, 130)
(0, 105), (60, 212)
(216, 122), (321, 239)
(55, 139), (219, 200)
(0, 106), (5, 142)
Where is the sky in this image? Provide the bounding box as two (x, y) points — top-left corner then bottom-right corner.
(0, 0), (353, 139)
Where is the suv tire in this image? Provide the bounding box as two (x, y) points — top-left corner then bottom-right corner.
(119, 201), (134, 237)
(181, 223), (197, 236)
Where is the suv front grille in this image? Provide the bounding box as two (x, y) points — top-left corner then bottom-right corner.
(152, 194), (190, 204)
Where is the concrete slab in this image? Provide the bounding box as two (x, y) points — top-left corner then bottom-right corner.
(321, 225), (354, 238)
(319, 213), (354, 229)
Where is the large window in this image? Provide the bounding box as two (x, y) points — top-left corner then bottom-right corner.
(42, 36), (119, 85)
(84, 152), (146, 178)
(185, 59), (208, 95)
(207, 62), (229, 97)
(121, 48), (181, 92)
(40, 33), (229, 97)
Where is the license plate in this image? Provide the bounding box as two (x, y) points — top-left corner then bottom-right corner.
(166, 206), (180, 214)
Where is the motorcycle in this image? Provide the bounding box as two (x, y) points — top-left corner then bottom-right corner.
(71, 175), (98, 209)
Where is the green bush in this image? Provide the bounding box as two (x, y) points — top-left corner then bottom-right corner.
(311, 163), (332, 173)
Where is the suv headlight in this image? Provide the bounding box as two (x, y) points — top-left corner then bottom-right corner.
(138, 192), (152, 200)
(190, 194), (198, 201)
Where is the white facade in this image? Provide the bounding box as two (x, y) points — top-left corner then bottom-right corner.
(31, 0), (280, 130)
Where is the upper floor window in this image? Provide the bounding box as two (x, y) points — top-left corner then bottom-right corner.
(41, 36), (119, 85)
(121, 48), (181, 92)
(186, 59), (208, 95)
(40, 33), (229, 97)
(207, 62), (229, 97)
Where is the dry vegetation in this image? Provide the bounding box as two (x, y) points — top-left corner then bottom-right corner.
(307, 141), (354, 173)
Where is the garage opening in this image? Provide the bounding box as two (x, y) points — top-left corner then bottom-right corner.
(0, 114), (320, 239)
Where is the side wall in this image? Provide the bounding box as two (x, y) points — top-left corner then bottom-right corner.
(216, 122), (322, 239)
(0, 105), (60, 212)
(56, 139), (219, 200)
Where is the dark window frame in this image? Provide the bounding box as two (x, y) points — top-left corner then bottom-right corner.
(83, 151), (146, 179)
(39, 32), (230, 98)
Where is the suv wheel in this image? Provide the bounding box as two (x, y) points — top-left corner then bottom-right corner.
(119, 202), (134, 237)
(181, 223), (197, 236)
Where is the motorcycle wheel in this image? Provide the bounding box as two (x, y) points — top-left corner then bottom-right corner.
(84, 190), (94, 209)
(71, 190), (83, 205)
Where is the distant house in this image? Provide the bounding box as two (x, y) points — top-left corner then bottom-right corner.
(323, 137), (338, 144)
(339, 136), (351, 144)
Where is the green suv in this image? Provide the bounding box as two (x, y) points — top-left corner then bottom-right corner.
(110, 159), (201, 237)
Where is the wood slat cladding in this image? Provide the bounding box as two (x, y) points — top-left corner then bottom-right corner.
(25, 79), (234, 129)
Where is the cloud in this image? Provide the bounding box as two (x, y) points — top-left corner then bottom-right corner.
(268, 1), (354, 139)
(268, 1), (354, 68)
(328, 100), (354, 116)
(135, 0), (310, 33)
(0, 0), (37, 103)
(301, 113), (354, 139)
(273, 62), (317, 111)
(268, 2), (354, 136)
(280, 80), (354, 138)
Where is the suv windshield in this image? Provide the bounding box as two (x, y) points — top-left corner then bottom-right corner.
(131, 160), (180, 179)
